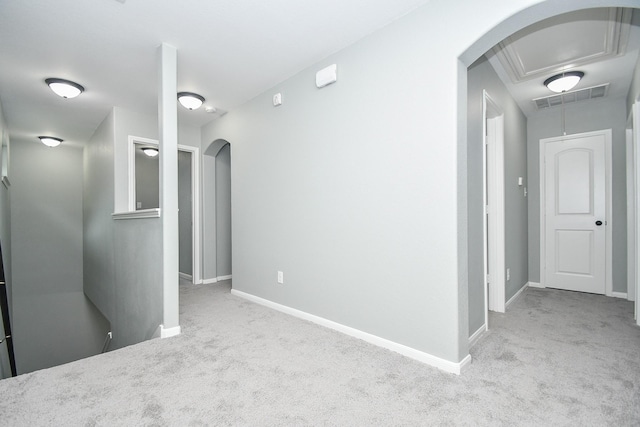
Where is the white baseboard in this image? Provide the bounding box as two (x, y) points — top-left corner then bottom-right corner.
(505, 283), (528, 309)
(611, 291), (628, 299)
(202, 275), (232, 285)
(527, 281), (543, 288)
(469, 324), (487, 347)
(179, 272), (192, 281)
(160, 324), (181, 339)
(231, 289), (471, 375)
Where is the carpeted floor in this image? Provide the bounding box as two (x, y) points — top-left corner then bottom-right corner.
(0, 281), (638, 425)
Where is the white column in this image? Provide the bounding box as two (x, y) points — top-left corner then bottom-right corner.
(158, 43), (180, 336)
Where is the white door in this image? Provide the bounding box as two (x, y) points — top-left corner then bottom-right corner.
(542, 130), (610, 294)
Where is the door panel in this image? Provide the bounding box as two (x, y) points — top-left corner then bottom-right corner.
(544, 132), (607, 294)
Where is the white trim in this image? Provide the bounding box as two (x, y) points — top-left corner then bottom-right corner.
(483, 91), (506, 314)
(505, 283), (527, 309)
(231, 289), (471, 375)
(633, 101), (640, 324)
(179, 144), (201, 286)
(527, 281), (544, 288)
(539, 130), (612, 296)
(160, 324), (181, 339)
(1, 176), (10, 189)
(112, 208), (161, 220)
(128, 136), (202, 285)
(202, 275), (232, 284)
(611, 291), (628, 299)
(127, 135), (159, 211)
(627, 128), (636, 302)
(468, 324), (487, 348)
(179, 272), (192, 281)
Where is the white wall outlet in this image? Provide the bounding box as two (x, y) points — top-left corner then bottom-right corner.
(273, 93), (282, 106)
(506, 268), (510, 281)
(277, 271), (284, 284)
(518, 177), (523, 186)
(136, 201), (142, 209)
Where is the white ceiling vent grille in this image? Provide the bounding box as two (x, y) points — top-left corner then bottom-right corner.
(532, 84), (610, 110)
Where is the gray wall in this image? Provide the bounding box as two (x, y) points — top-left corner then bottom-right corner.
(215, 144), (231, 277)
(201, 8), (471, 362)
(12, 139), (108, 374)
(178, 150), (192, 275)
(84, 107), (163, 350)
(467, 56), (529, 335)
(527, 97), (628, 292)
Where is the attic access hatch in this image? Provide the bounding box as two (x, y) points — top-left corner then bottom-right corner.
(532, 83), (609, 110)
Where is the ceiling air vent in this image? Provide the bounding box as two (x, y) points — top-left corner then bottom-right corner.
(532, 84), (609, 110)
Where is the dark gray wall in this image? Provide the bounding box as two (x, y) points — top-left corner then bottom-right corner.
(113, 218), (163, 346)
(467, 56), (529, 335)
(215, 144), (231, 277)
(178, 150), (192, 275)
(84, 110), (117, 322)
(527, 98), (628, 293)
(12, 139), (108, 374)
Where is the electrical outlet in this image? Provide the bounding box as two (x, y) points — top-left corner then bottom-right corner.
(506, 268), (510, 281)
(277, 271), (284, 284)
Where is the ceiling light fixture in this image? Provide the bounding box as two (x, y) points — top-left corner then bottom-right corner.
(177, 92), (205, 110)
(141, 147), (159, 157)
(544, 71), (584, 93)
(45, 78), (85, 99)
(38, 136), (63, 147)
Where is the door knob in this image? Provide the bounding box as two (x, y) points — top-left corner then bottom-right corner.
(595, 220), (603, 226)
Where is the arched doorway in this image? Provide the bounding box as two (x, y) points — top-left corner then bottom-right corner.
(460, 0), (640, 348)
(202, 139), (232, 284)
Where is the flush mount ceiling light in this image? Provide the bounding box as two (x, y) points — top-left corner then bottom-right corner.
(141, 147), (159, 157)
(177, 92), (205, 110)
(544, 71), (584, 93)
(38, 136), (63, 147)
(45, 78), (85, 99)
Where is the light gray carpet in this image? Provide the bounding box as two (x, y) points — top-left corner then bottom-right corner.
(0, 282), (638, 426)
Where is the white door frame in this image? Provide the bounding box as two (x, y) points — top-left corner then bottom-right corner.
(633, 101), (640, 324)
(127, 136), (202, 285)
(483, 90), (506, 317)
(539, 129), (612, 296)
(627, 127), (636, 303)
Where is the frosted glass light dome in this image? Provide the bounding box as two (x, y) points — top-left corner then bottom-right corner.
(177, 92), (205, 110)
(45, 78), (84, 99)
(544, 72), (584, 93)
(39, 136), (63, 147)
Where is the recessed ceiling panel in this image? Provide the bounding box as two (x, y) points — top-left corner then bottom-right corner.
(494, 8), (631, 82)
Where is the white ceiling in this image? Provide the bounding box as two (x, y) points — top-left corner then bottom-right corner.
(1, 3), (639, 151)
(487, 7), (640, 117)
(0, 0), (431, 148)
